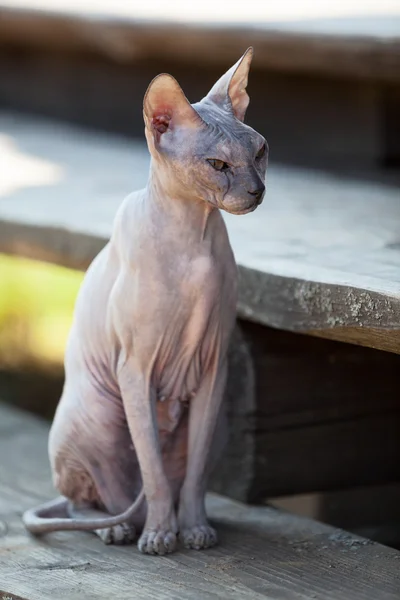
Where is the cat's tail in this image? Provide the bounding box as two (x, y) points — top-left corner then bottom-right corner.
(22, 489), (145, 535)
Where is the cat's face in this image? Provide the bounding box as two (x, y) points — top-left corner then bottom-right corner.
(143, 48), (268, 215)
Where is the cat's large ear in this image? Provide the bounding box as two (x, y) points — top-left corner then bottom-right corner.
(143, 74), (204, 142)
(205, 47), (253, 122)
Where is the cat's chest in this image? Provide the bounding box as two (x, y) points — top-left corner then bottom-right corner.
(137, 247), (224, 319)
(147, 254), (235, 400)
(111, 231), (236, 395)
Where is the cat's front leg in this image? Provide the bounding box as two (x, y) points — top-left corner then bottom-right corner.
(178, 359), (227, 550)
(119, 361), (178, 555)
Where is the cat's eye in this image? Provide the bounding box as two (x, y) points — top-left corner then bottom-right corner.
(256, 143), (266, 160)
(207, 159), (230, 172)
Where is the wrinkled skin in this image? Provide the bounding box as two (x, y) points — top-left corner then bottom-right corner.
(22, 48), (268, 555)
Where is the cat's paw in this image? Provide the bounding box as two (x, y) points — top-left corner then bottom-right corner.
(180, 524), (217, 550)
(95, 523), (136, 545)
(138, 528), (177, 555)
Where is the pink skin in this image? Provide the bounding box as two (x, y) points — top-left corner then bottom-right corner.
(22, 47), (268, 555)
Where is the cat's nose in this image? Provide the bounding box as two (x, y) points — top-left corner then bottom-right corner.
(248, 184), (265, 204)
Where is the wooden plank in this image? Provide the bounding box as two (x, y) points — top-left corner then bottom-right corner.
(0, 402), (399, 600)
(0, 112), (399, 353)
(0, 2), (399, 82)
(234, 323), (400, 500)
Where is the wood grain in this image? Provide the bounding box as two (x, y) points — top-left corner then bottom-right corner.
(232, 323), (400, 500)
(0, 401), (399, 600)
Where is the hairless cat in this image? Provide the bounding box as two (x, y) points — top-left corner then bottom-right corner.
(22, 47), (268, 555)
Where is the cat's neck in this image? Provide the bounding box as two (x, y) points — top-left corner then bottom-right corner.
(145, 163), (217, 243)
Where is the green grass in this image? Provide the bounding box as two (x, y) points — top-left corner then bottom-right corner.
(0, 254), (83, 366)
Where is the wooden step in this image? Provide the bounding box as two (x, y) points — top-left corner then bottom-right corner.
(0, 401), (399, 600)
(0, 1), (399, 81)
(0, 112), (399, 353)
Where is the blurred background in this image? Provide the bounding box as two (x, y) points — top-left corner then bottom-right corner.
(0, 0), (399, 547)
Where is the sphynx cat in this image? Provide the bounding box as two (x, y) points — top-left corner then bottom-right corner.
(23, 47), (268, 555)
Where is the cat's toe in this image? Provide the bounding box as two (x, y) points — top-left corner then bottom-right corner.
(180, 524), (217, 550)
(138, 529), (177, 555)
(95, 523), (136, 545)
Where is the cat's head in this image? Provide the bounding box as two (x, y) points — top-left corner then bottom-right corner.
(143, 48), (267, 215)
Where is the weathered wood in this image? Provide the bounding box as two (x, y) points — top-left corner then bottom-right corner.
(238, 269), (400, 355)
(0, 402), (399, 600)
(205, 323), (400, 500)
(173, 322), (400, 501)
(0, 112), (399, 353)
(0, 2), (400, 81)
(271, 483), (400, 550)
